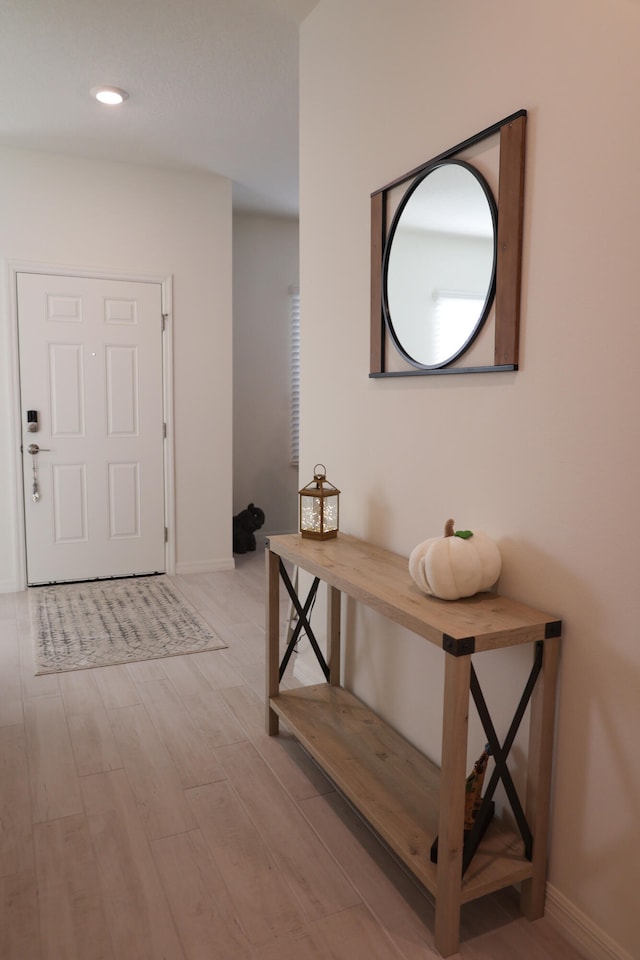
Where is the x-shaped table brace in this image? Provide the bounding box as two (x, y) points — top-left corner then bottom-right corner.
(461, 640), (543, 873)
(277, 560), (330, 682)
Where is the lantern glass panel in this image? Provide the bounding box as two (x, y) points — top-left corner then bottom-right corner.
(301, 496), (322, 533)
(322, 494), (338, 532)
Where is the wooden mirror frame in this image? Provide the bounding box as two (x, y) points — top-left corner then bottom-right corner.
(370, 110), (527, 377)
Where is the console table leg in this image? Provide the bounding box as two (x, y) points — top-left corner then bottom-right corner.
(521, 635), (560, 919)
(328, 586), (341, 686)
(265, 546), (280, 735)
(435, 653), (471, 957)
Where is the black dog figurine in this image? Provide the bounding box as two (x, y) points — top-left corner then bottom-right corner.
(232, 503), (265, 554)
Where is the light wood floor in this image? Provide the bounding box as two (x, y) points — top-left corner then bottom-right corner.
(0, 549), (585, 960)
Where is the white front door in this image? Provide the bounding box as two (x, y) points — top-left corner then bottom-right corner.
(17, 273), (166, 585)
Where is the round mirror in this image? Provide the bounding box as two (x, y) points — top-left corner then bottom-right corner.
(383, 160), (497, 369)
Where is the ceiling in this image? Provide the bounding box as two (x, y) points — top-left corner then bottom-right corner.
(0, 0), (319, 216)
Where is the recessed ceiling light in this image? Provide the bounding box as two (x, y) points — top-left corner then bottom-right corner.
(91, 86), (129, 105)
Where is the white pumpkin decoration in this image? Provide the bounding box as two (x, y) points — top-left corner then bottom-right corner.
(409, 518), (502, 600)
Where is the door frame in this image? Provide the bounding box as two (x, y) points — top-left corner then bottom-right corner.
(8, 260), (176, 591)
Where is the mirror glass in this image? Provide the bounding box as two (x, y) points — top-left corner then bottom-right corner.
(383, 160), (497, 369)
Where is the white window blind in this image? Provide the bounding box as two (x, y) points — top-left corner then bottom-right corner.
(289, 286), (300, 467)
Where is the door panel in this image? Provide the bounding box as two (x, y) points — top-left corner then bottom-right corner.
(106, 346), (138, 435)
(18, 273), (166, 584)
(52, 464), (88, 542)
(108, 462), (140, 538)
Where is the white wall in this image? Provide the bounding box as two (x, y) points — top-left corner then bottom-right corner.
(300, 2), (640, 958)
(0, 147), (233, 589)
(233, 213), (299, 540)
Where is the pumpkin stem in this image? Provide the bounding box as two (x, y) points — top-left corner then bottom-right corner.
(444, 518), (455, 538)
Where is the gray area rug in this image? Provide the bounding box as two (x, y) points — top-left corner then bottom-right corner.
(31, 575), (226, 674)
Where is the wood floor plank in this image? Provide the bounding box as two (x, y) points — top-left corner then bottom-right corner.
(159, 653), (218, 696)
(19, 664), (60, 702)
(215, 739), (361, 921)
(181, 688), (247, 748)
(298, 791), (437, 959)
(125, 658), (168, 683)
(108, 703), (198, 839)
(81, 769), (185, 960)
(34, 813), (113, 960)
(171, 573), (240, 617)
(24, 696), (83, 823)
(220, 682), (334, 801)
(136, 678), (227, 789)
(235, 658), (265, 686)
(311, 904), (407, 960)
(250, 922), (335, 960)
(462, 917), (552, 959)
(187, 780), (311, 946)
(176, 572), (265, 629)
(151, 829), (253, 959)
(0, 870), (42, 960)
(182, 690), (247, 750)
(92, 664), (141, 709)
(0, 724), (33, 878)
(170, 574), (242, 629)
(215, 619), (265, 667)
(526, 916), (590, 960)
(236, 554), (266, 589)
(0, 621), (22, 726)
(459, 888), (523, 942)
(58, 670), (122, 776)
(186, 648), (246, 689)
(462, 914), (590, 959)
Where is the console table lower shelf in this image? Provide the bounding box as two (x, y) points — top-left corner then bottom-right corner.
(270, 682), (534, 904)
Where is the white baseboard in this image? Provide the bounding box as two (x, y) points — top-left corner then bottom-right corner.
(545, 884), (634, 960)
(175, 558), (235, 575)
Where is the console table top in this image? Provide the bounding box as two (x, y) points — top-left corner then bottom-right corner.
(266, 533), (561, 655)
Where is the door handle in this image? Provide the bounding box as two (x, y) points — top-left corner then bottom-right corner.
(27, 443), (51, 455)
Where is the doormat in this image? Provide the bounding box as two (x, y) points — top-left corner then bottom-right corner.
(31, 576), (226, 675)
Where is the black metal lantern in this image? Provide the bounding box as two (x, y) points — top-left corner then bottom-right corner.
(299, 464), (340, 539)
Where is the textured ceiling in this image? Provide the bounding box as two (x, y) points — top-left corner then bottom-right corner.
(0, 0), (319, 215)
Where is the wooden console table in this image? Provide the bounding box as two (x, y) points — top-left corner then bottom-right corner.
(265, 533), (561, 957)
